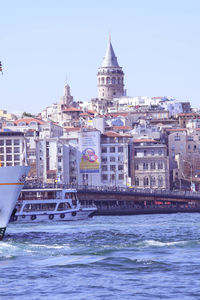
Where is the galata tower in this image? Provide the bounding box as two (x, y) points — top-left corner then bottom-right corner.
(97, 37), (124, 100)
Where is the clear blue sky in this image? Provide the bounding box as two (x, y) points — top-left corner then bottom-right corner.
(1, 0), (200, 114)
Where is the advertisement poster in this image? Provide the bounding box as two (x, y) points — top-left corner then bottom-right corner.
(79, 131), (100, 173)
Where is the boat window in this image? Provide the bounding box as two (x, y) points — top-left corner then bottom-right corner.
(57, 202), (72, 211)
(69, 193), (77, 201)
(23, 203), (56, 212)
(64, 193), (70, 199)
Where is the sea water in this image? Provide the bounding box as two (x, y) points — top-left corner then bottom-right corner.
(1, 214), (200, 300)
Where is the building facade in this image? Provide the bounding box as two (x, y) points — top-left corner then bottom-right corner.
(132, 138), (169, 189)
(100, 131), (131, 187)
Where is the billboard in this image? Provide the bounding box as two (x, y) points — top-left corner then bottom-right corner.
(79, 131), (100, 173)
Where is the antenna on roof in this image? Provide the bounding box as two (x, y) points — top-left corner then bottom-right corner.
(109, 32), (111, 42)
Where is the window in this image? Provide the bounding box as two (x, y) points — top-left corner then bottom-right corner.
(143, 177), (149, 186)
(187, 136), (193, 141)
(0, 155), (4, 161)
(102, 147), (107, 153)
(150, 162), (156, 170)
(0, 140), (4, 146)
(6, 140), (11, 146)
(158, 162), (163, 169)
(110, 174), (115, 181)
(135, 163), (139, 170)
(174, 135), (180, 141)
(6, 147), (12, 153)
(102, 174), (108, 181)
(158, 176), (163, 187)
(14, 155), (20, 161)
(118, 165), (123, 171)
(14, 139), (20, 145)
(135, 177), (139, 186)
(143, 163), (148, 170)
(118, 174), (124, 180)
(118, 147), (123, 153)
(158, 149), (162, 155)
(110, 157), (115, 162)
(14, 147), (20, 153)
(151, 150), (155, 156)
(110, 147), (115, 153)
(0, 148), (4, 153)
(144, 150), (147, 156)
(151, 177), (156, 186)
(110, 165), (116, 171)
(6, 155), (12, 161)
(102, 157), (107, 163)
(102, 165), (107, 171)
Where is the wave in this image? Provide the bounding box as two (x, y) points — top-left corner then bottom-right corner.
(136, 239), (199, 248)
(35, 255), (106, 267)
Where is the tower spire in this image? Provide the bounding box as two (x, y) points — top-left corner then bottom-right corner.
(101, 39), (119, 68)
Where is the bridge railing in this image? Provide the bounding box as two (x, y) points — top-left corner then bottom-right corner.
(23, 182), (200, 198)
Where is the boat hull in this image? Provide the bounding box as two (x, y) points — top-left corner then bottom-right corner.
(12, 208), (96, 223)
(0, 166), (30, 239)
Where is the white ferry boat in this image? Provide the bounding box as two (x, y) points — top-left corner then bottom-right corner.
(0, 165), (30, 240)
(10, 188), (97, 222)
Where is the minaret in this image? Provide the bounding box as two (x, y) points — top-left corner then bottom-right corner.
(97, 37), (124, 100)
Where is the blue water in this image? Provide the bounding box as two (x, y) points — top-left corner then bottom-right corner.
(1, 214), (200, 299)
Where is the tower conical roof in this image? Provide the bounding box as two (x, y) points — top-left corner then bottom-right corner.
(101, 40), (119, 68)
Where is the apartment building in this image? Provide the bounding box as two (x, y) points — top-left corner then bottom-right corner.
(100, 131), (131, 187)
(132, 138), (169, 189)
(0, 131), (25, 167)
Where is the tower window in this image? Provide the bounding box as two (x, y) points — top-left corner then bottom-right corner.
(106, 77), (110, 84)
(112, 77), (116, 84)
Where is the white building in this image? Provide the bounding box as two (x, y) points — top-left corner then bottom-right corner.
(100, 131), (131, 187)
(0, 131), (26, 167)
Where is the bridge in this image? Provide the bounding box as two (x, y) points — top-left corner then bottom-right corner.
(23, 183), (200, 215)
(77, 186), (200, 215)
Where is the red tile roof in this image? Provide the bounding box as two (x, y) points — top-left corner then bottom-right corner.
(63, 107), (82, 112)
(112, 126), (132, 130)
(87, 110), (97, 115)
(105, 112), (129, 117)
(64, 127), (81, 132)
(15, 118), (45, 125)
(102, 131), (132, 138)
